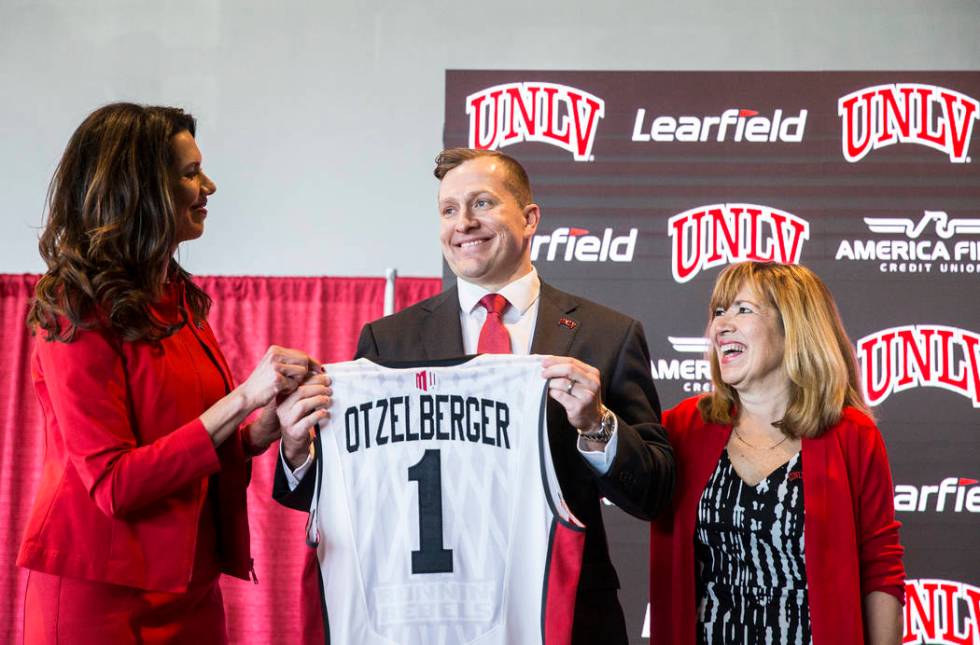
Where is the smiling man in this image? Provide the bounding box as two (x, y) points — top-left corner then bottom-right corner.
(437, 151), (534, 292)
(275, 148), (674, 644)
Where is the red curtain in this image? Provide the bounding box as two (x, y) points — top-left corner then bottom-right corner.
(0, 274), (442, 644)
(0, 275), (44, 644)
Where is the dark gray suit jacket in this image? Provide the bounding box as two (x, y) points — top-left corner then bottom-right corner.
(274, 281), (675, 642)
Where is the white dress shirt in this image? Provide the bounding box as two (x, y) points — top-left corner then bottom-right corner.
(457, 269), (540, 355)
(283, 266), (617, 488)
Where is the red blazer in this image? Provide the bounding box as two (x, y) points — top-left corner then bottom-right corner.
(18, 284), (255, 593)
(650, 396), (905, 645)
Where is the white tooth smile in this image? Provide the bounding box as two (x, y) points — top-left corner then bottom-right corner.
(460, 240), (486, 248)
(722, 343), (745, 356)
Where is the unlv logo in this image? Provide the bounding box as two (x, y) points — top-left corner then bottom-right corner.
(904, 579), (980, 644)
(838, 84), (980, 163)
(857, 325), (980, 407)
(668, 203), (810, 283)
(415, 370), (436, 392)
(466, 82), (605, 161)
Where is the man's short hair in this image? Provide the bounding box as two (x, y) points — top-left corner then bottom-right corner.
(433, 148), (533, 206)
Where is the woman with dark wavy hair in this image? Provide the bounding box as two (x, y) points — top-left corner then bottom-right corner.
(18, 103), (328, 643)
(650, 261), (905, 645)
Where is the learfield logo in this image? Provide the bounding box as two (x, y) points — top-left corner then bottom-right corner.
(904, 579), (980, 644)
(835, 210), (980, 274)
(530, 226), (637, 262)
(632, 107), (807, 143)
(857, 325), (980, 407)
(650, 336), (713, 393)
(838, 84), (980, 163)
(668, 203), (810, 283)
(466, 82), (605, 161)
(895, 477), (980, 513)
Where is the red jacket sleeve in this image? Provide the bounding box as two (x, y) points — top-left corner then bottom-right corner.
(848, 411), (906, 603)
(35, 329), (221, 518)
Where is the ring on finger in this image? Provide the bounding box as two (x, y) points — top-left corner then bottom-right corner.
(566, 379), (576, 395)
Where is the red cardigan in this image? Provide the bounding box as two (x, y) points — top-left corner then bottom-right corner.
(18, 283), (256, 592)
(650, 396), (905, 645)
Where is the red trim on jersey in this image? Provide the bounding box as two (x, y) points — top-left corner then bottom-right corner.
(544, 522), (585, 645)
(302, 548), (327, 644)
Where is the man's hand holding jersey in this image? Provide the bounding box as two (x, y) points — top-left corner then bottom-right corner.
(541, 355), (616, 452)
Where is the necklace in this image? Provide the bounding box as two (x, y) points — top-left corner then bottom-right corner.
(733, 426), (789, 450)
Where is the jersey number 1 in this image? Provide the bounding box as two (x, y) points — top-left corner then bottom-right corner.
(407, 449), (454, 574)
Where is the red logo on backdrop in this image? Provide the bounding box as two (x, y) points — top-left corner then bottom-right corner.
(857, 325), (980, 407)
(466, 82), (605, 161)
(838, 84), (980, 163)
(415, 370), (436, 392)
(904, 579), (980, 644)
(667, 203), (810, 283)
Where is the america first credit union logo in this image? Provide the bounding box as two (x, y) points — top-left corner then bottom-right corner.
(466, 82), (605, 161)
(650, 337), (713, 394)
(836, 210), (980, 274)
(838, 83), (980, 163)
(668, 204), (810, 283)
(857, 325), (980, 407)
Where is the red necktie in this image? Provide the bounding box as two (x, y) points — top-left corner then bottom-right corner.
(477, 293), (511, 354)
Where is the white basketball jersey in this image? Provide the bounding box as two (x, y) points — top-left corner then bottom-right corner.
(307, 354), (585, 645)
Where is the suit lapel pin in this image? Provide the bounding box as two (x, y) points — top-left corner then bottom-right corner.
(558, 317), (578, 330)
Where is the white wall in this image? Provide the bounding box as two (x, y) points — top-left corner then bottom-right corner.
(2, 0), (978, 277)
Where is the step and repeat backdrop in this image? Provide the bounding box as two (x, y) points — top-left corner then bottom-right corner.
(444, 71), (979, 643)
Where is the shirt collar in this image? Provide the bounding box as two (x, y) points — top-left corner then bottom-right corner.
(457, 267), (541, 316)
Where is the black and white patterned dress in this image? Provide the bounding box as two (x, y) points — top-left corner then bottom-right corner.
(694, 448), (812, 645)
